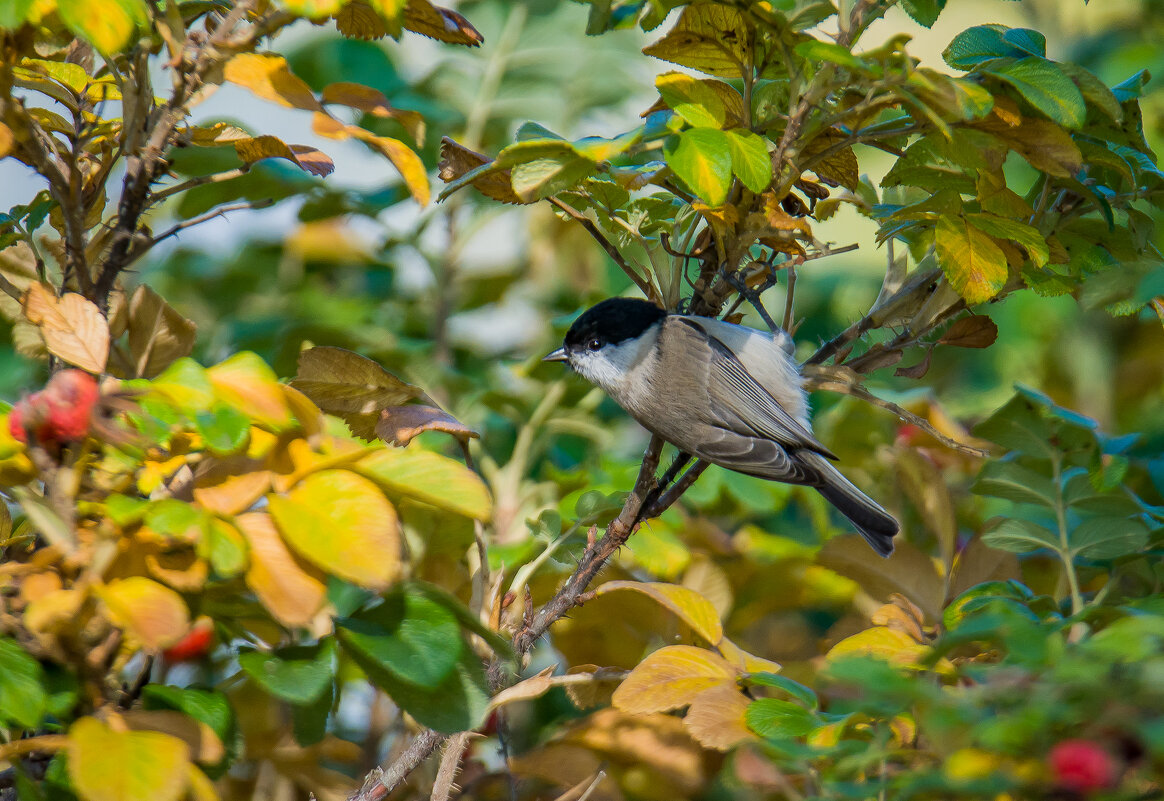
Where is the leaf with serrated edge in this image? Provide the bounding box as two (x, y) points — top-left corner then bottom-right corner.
(236, 511), (327, 627)
(642, 4), (751, 77)
(23, 283), (109, 372)
(68, 716), (189, 801)
(934, 215), (1009, 304)
(269, 469), (400, 590)
(596, 580), (723, 644)
(356, 447), (492, 521)
(612, 645), (737, 714)
(291, 345), (422, 417)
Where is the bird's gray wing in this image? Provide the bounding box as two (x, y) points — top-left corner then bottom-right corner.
(674, 318), (836, 460)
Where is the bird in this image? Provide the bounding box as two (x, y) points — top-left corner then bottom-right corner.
(543, 297), (898, 556)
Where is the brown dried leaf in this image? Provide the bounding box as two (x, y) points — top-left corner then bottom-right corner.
(438, 136), (523, 204)
(223, 53), (323, 112)
(939, 315), (999, 348)
(320, 81), (426, 144)
(684, 683), (755, 751)
(333, 0), (389, 39)
(801, 130), (858, 191)
(893, 346), (933, 379)
(403, 0), (483, 47)
(23, 283), (109, 372)
(233, 136), (335, 178)
(290, 346), (423, 440)
(127, 285), (196, 378)
(376, 404), (479, 447)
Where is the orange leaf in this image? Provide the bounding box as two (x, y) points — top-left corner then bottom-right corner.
(684, 683), (756, 751)
(223, 53), (322, 111)
(611, 645), (738, 714)
(236, 511), (327, 627)
(437, 136), (523, 204)
(233, 135), (335, 178)
(97, 577), (190, 651)
(193, 468), (271, 516)
(206, 351), (294, 430)
(68, 716), (190, 801)
(595, 581), (723, 644)
(268, 469), (401, 589)
(23, 283), (109, 372)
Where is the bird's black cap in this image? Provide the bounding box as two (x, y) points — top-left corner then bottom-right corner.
(565, 298), (667, 350)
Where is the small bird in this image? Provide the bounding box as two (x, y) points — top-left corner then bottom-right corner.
(544, 297), (898, 556)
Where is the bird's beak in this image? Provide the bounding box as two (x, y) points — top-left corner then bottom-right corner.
(542, 347), (569, 363)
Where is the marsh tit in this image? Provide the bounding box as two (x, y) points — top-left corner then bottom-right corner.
(544, 298), (898, 557)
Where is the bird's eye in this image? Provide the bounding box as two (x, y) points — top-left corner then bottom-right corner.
(586, 338), (602, 352)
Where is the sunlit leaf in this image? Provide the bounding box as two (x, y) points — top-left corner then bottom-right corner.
(825, 626), (933, 669)
(223, 53), (323, 112)
(207, 351), (294, 430)
(725, 129), (772, 193)
(934, 214), (1009, 304)
(22, 283), (109, 372)
(642, 4), (751, 78)
(236, 511), (328, 627)
(595, 580), (723, 644)
(233, 136), (335, 178)
(984, 58), (1086, 130)
(684, 683), (755, 751)
(68, 716), (189, 801)
(57, 0), (147, 55)
(611, 645), (737, 714)
(664, 128), (733, 206)
(655, 72), (726, 128)
(127, 285), (197, 379)
(0, 638), (47, 728)
(376, 405), (479, 447)
(269, 469), (401, 590)
(402, 0), (483, 46)
(744, 698), (818, 738)
(356, 447), (491, 521)
(97, 577), (190, 651)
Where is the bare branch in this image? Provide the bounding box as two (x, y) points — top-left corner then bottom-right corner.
(803, 364), (989, 456)
(126, 199), (274, 262)
(431, 732), (473, 801)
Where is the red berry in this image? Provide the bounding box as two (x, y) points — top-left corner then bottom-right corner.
(162, 618), (215, 662)
(1048, 740), (1117, 794)
(9, 371), (98, 446)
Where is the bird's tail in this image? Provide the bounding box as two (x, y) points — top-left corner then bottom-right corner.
(801, 452), (898, 557)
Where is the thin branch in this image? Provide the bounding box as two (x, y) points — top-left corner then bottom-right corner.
(782, 263), (797, 332)
(430, 732), (472, 801)
(146, 167), (250, 206)
(548, 197), (656, 300)
(802, 364), (989, 457)
(125, 199), (274, 262)
(351, 729), (448, 801)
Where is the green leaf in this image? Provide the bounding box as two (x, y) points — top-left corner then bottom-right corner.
(899, 0), (946, 28)
(291, 680), (333, 746)
(984, 58), (1087, 129)
(238, 639), (336, 705)
(942, 24), (1023, 70)
(0, 639), (47, 728)
(1070, 516), (1149, 559)
(745, 698), (819, 738)
(964, 213), (1049, 267)
(1000, 28), (1046, 58)
(664, 128), (733, 205)
(0, 0), (37, 27)
(981, 518), (1060, 553)
(141, 686), (235, 746)
(1057, 63), (1123, 124)
(195, 405), (250, 456)
(335, 587), (461, 688)
(745, 672), (818, 709)
(794, 40), (869, 72)
(934, 215), (1009, 304)
(656, 72), (726, 129)
(343, 641), (488, 733)
(972, 461), (1058, 508)
(973, 393), (1056, 457)
(725, 129), (772, 193)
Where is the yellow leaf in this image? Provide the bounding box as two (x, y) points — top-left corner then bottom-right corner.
(232, 135), (335, 178)
(944, 748), (1001, 781)
(595, 581), (723, 644)
(684, 683), (756, 751)
(186, 764), (218, 801)
(826, 626), (934, 669)
(311, 113), (429, 203)
(321, 82), (425, 144)
(280, 0), (345, 18)
(236, 511), (327, 627)
(207, 352), (294, 430)
(717, 637), (782, 675)
(935, 215), (1010, 305)
(286, 219), (370, 263)
(268, 469), (401, 589)
(23, 283), (109, 372)
(223, 53), (322, 111)
(97, 577), (190, 651)
(801, 130), (858, 191)
(193, 469), (271, 516)
(24, 588), (86, 638)
(642, 4), (751, 77)
(612, 645), (738, 714)
(356, 446), (492, 521)
(121, 710), (224, 765)
(68, 716), (190, 801)
(57, 0), (146, 56)
(0, 123), (12, 157)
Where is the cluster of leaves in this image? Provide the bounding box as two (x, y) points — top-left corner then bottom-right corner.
(2, 0), (1164, 800)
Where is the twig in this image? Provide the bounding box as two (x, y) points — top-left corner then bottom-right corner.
(802, 364), (989, 457)
(643, 460), (709, 519)
(548, 197), (656, 300)
(146, 166), (250, 206)
(125, 199), (274, 262)
(782, 263), (797, 332)
(352, 729), (448, 801)
(430, 732), (472, 801)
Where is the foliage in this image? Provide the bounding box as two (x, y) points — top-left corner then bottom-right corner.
(1, 0), (1163, 800)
